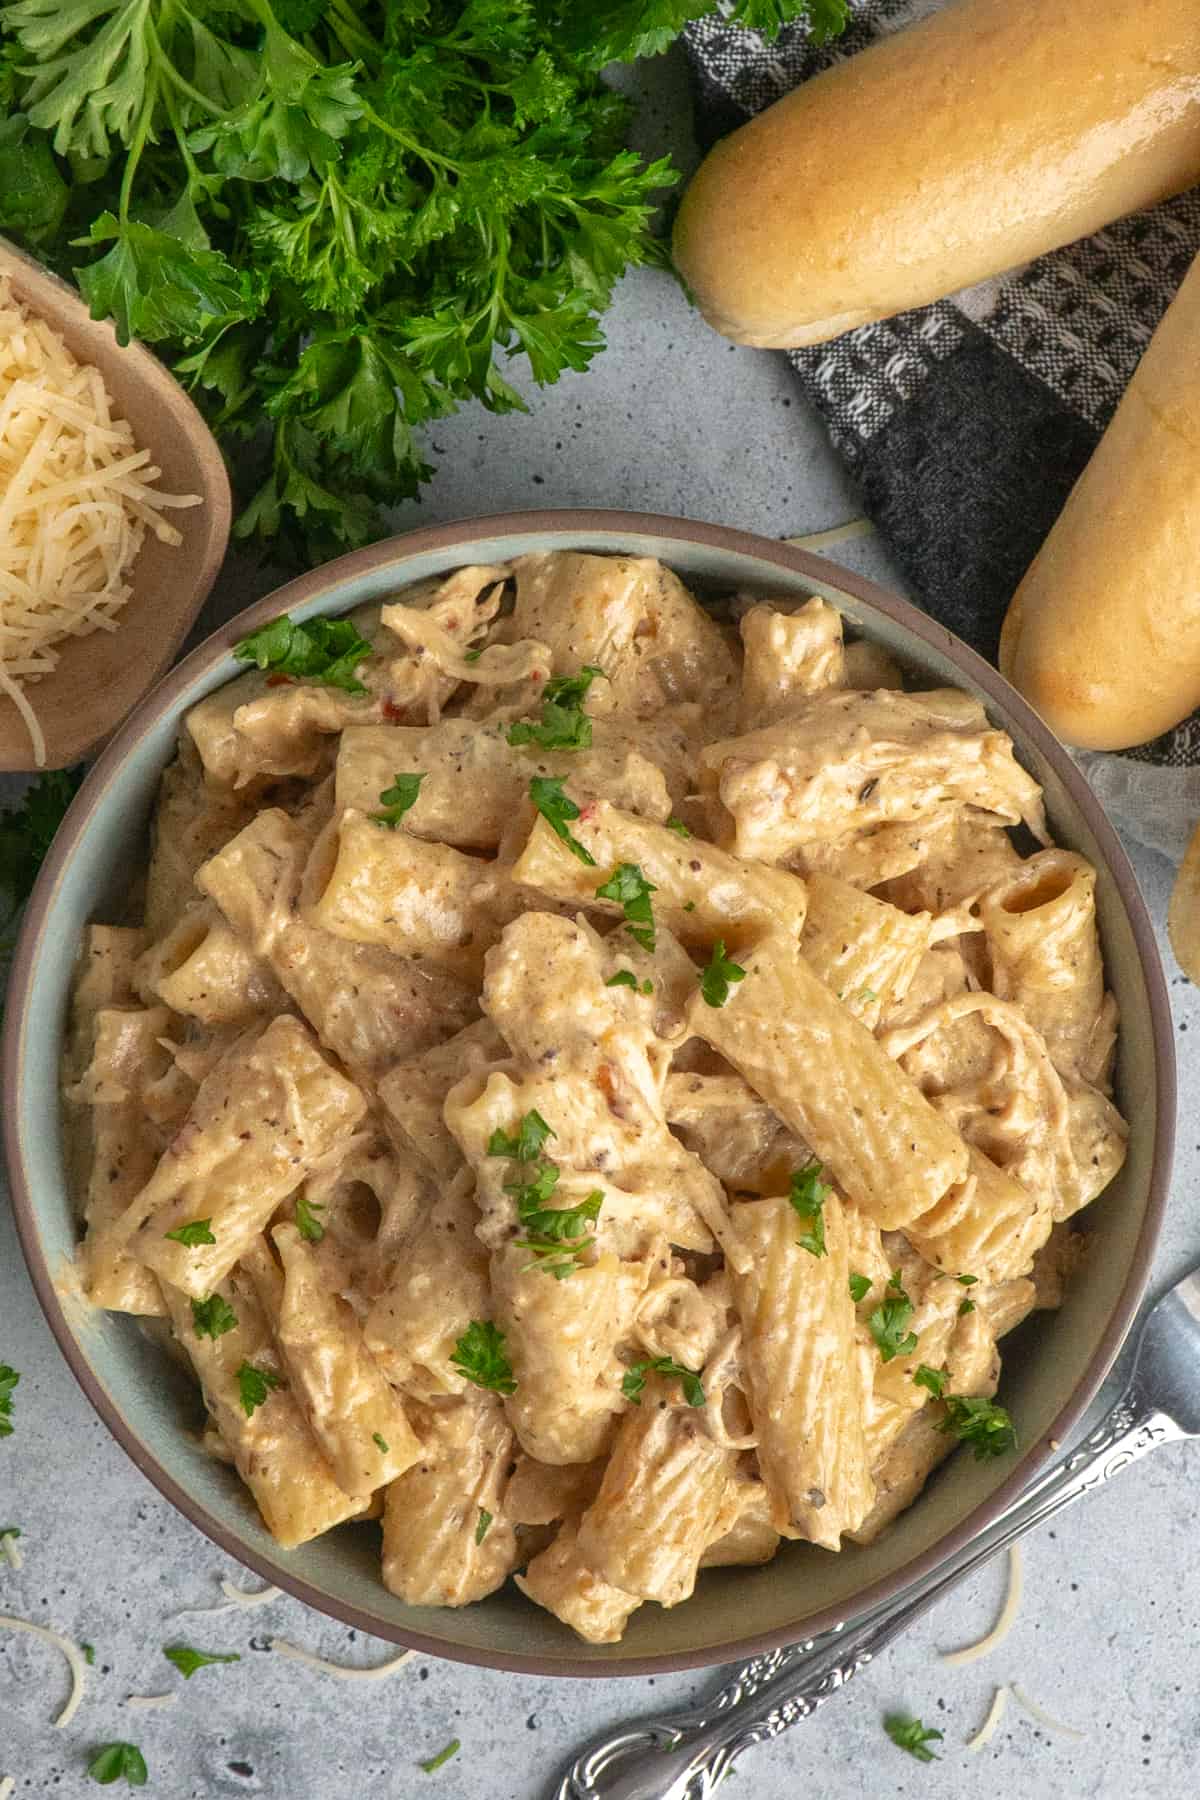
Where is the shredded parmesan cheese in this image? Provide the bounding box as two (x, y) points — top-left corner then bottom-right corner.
(0, 1611), (88, 1726)
(783, 518), (875, 553)
(0, 276), (200, 763)
(0, 1532), (22, 1572)
(221, 1578), (281, 1610)
(268, 1638), (415, 1680)
(1010, 1682), (1085, 1740)
(0, 1773), (14, 1800)
(966, 1684), (1011, 1753)
(941, 1544), (1024, 1665)
(126, 1692), (178, 1710)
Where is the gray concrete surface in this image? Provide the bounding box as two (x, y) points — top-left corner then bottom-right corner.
(2, 49), (1196, 1800)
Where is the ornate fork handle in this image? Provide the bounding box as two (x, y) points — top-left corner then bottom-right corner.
(554, 1384), (1182, 1800)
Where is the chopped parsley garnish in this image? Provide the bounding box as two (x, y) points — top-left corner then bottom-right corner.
(913, 1364), (948, 1399)
(451, 1321), (516, 1395)
(622, 1357), (705, 1409)
(164, 1218), (216, 1247)
(191, 1295), (237, 1341)
(488, 1111), (554, 1162)
(163, 1644), (241, 1678)
(419, 1739), (461, 1774)
(529, 776), (595, 864)
(236, 1362), (282, 1418)
(234, 615), (372, 695)
(605, 970), (653, 994)
(595, 861), (657, 950)
(683, 900), (696, 912)
(489, 1111), (601, 1277)
(959, 1297), (976, 1317)
(884, 1714), (943, 1763)
(475, 1508), (493, 1545)
(0, 1525), (20, 1539)
(787, 1160), (831, 1258)
(957, 1273), (979, 1286)
(373, 1433), (389, 1454)
(515, 1190), (604, 1280)
(295, 1196), (327, 1243)
(88, 1742), (148, 1786)
(0, 1364), (18, 1439)
(938, 1395), (1017, 1460)
(665, 816), (692, 838)
(856, 986), (878, 1003)
(371, 771), (426, 829)
(848, 1274), (871, 1304)
(507, 664), (604, 750)
(699, 939), (746, 1008)
(868, 1271), (919, 1364)
(82, 1643), (96, 1665)
(464, 649), (483, 663)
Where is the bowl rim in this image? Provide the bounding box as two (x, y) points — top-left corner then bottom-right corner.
(1, 506), (1175, 1678)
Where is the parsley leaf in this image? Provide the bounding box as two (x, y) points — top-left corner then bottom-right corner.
(884, 1714), (943, 1763)
(236, 1362), (282, 1418)
(190, 1295), (237, 1341)
(82, 1643), (96, 1665)
(913, 1364), (948, 1400)
(665, 816), (691, 838)
(515, 1189), (604, 1280)
(233, 614), (372, 695)
(699, 940), (746, 1008)
(451, 1321), (516, 1395)
(0, 1364), (18, 1439)
(788, 1160), (830, 1258)
(529, 776), (595, 865)
(938, 1395), (1017, 1460)
(475, 1508), (493, 1545)
(507, 664), (604, 750)
(419, 1739), (461, 1774)
(595, 861), (657, 950)
(164, 1219), (216, 1247)
(488, 1111), (555, 1162)
(868, 1272), (919, 1364)
(848, 1273), (871, 1304)
(372, 772), (426, 829)
(622, 1357), (705, 1408)
(958, 1297), (977, 1317)
(605, 970), (652, 994)
(295, 1196), (327, 1242)
(87, 1742), (148, 1785)
(957, 1273), (979, 1286)
(372, 1432), (389, 1453)
(163, 1644), (241, 1679)
(0, 767), (83, 951)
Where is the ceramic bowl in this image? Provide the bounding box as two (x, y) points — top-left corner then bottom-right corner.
(1, 511), (1174, 1675)
(0, 235), (231, 771)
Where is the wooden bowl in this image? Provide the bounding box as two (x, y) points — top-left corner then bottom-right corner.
(0, 236), (231, 771)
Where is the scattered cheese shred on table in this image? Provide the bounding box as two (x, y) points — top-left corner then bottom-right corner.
(783, 518), (875, 552)
(966, 1684), (1011, 1753)
(126, 1693), (178, 1710)
(0, 275), (200, 763)
(0, 1610), (88, 1726)
(220, 1578), (281, 1609)
(1010, 1682), (1086, 1740)
(941, 1544), (1024, 1666)
(268, 1638), (415, 1680)
(0, 1772), (15, 1799)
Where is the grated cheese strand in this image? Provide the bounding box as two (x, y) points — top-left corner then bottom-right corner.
(0, 1611), (88, 1727)
(268, 1638), (415, 1680)
(220, 1578), (281, 1610)
(0, 1773), (14, 1800)
(941, 1544), (1024, 1666)
(0, 275), (201, 763)
(783, 518), (875, 553)
(0, 1532), (22, 1572)
(126, 1693), (178, 1710)
(966, 1684), (1011, 1753)
(1010, 1682), (1086, 1740)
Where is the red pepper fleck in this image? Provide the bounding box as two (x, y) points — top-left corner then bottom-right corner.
(578, 800), (598, 822)
(381, 697), (406, 722)
(265, 673), (295, 688)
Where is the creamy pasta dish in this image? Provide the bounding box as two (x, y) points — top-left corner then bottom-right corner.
(64, 551), (1128, 1643)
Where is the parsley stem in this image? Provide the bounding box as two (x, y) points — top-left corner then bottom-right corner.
(359, 103), (463, 175)
(117, 75), (158, 224)
(147, 18), (225, 120)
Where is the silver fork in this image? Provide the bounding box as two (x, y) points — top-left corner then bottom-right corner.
(554, 1261), (1200, 1800)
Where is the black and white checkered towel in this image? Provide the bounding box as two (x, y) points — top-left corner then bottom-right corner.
(684, 0), (1200, 857)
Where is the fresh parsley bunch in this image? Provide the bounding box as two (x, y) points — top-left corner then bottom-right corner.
(0, 0), (845, 557)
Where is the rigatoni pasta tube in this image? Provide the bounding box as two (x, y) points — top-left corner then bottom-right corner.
(731, 1193), (873, 1548)
(690, 933), (969, 1229)
(800, 871), (931, 1029)
(978, 850), (1106, 1078)
(381, 1393), (519, 1607)
(511, 801), (808, 949)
